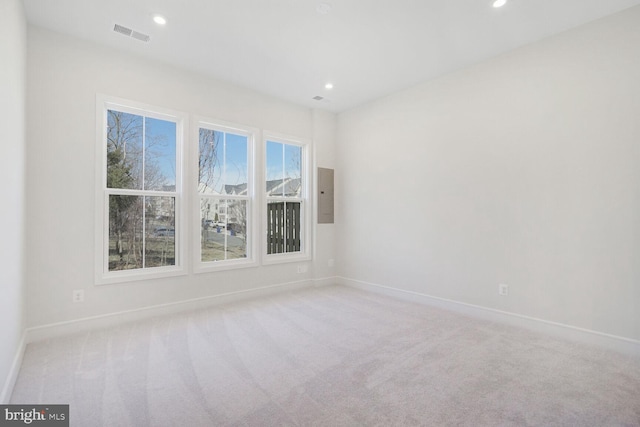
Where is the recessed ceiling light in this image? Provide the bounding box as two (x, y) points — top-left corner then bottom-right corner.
(493, 0), (507, 7)
(325, 83), (333, 90)
(153, 15), (167, 25)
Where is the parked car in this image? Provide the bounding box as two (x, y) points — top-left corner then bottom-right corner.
(153, 227), (175, 237)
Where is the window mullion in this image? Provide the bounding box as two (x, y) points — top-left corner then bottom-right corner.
(142, 116), (146, 191)
(105, 188), (177, 197)
(281, 144), (285, 197)
(142, 196), (146, 269)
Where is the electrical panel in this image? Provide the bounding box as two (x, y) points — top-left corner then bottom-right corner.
(317, 167), (334, 224)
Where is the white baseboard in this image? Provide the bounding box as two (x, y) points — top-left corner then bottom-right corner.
(312, 276), (338, 287)
(338, 276), (640, 357)
(0, 331), (26, 404)
(26, 279), (315, 344)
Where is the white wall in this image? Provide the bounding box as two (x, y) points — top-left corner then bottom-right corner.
(0, 0), (27, 402)
(336, 6), (640, 341)
(26, 27), (336, 328)
(312, 109), (337, 281)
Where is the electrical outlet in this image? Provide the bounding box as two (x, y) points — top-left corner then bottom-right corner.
(328, 259), (335, 267)
(297, 265), (308, 274)
(498, 284), (509, 296)
(73, 290), (85, 303)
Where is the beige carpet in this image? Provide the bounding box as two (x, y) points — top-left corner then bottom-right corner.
(10, 285), (640, 426)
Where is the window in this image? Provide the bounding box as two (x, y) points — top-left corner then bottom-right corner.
(95, 96), (186, 284)
(96, 97), (311, 281)
(264, 135), (311, 262)
(195, 121), (256, 271)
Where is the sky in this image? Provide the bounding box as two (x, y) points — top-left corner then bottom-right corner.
(108, 109), (301, 193)
(266, 140), (301, 183)
(145, 117), (176, 187)
(199, 129), (248, 193)
(199, 131), (302, 193)
(107, 110), (176, 190)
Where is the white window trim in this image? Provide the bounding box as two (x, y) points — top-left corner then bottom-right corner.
(192, 117), (259, 273)
(262, 131), (312, 265)
(94, 94), (188, 285)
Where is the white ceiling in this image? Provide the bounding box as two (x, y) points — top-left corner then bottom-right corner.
(23, 0), (640, 112)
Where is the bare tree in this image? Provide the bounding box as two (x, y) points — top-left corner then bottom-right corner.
(198, 129), (222, 249)
(107, 111), (172, 270)
(198, 128), (221, 191)
(107, 111), (141, 268)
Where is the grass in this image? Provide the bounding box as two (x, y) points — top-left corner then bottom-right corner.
(108, 235), (175, 270)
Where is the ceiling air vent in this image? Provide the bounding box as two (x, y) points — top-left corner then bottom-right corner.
(312, 95), (324, 101)
(113, 24), (150, 43)
(113, 24), (132, 36)
(131, 31), (151, 42)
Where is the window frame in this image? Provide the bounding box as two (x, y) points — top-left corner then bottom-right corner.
(94, 95), (188, 285)
(192, 118), (259, 273)
(262, 132), (312, 265)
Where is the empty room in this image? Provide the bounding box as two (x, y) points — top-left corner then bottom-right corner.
(2, 0), (640, 425)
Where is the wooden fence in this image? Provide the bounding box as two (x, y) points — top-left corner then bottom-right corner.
(267, 202), (301, 254)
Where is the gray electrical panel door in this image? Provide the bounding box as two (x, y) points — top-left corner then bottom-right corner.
(317, 167), (334, 224)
